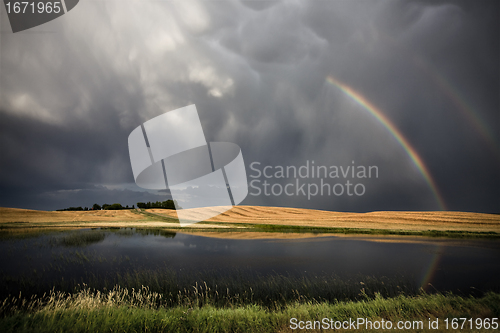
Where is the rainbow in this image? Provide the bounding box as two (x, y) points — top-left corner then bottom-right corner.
(370, 34), (498, 161)
(413, 57), (500, 161)
(326, 75), (446, 210)
(419, 244), (445, 291)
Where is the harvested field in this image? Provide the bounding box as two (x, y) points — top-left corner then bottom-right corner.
(1, 206), (499, 235)
(0, 207), (143, 223)
(152, 206), (500, 233)
(0, 208), (230, 229)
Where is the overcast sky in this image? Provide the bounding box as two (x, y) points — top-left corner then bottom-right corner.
(0, 0), (498, 213)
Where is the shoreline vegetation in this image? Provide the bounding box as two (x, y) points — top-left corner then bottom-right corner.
(0, 206), (499, 239)
(1, 289), (498, 332)
(0, 207), (499, 332)
(0, 263), (499, 332)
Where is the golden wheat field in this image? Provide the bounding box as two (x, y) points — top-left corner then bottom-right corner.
(1, 206), (499, 234)
(0, 207), (179, 228)
(151, 205), (500, 232)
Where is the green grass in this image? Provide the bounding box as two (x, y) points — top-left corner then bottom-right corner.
(2, 266), (498, 332)
(1, 267), (419, 309)
(0, 288), (498, 332)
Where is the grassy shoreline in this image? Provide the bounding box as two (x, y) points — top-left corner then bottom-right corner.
(1, 289), (498, 332)
(1, 260), (499, 332)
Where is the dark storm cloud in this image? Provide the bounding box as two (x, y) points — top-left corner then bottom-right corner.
(0, 0), (498, 212)
(0, 184), (173, 211)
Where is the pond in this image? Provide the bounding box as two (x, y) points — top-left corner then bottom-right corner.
(0, 228), (499, 301)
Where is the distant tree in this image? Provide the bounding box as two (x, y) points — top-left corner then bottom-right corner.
(84, 207), (88, 211)
(56, 206), (83, 211)
(92, 203), (101, 210)
(105, 203), (123, 210)
(164, 200), (176, 209)
(136, 200), (178, 210)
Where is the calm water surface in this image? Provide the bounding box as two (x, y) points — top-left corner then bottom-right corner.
(0, 229), (499, 296)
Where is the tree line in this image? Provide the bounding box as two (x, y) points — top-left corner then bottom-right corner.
(57, 200), (178, 211)
(136, 200), (178, 209)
